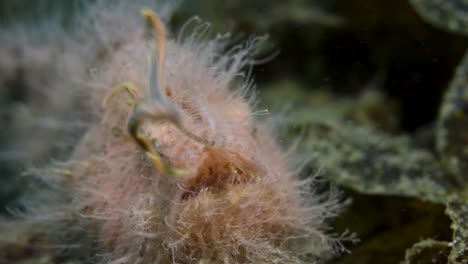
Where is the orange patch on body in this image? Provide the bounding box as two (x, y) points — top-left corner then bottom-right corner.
(180, 148), (258, 200)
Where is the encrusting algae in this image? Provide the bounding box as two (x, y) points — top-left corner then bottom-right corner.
(0, 1), (355, 263)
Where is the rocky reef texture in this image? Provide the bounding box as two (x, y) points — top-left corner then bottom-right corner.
(260, 1), (468, 263)
(437, 52), (468, 186)
(262, 52), (467, 264)
(263, 81), (466, 263)
(410, 0), (468, 35)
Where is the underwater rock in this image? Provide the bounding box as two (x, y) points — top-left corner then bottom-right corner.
(403, 239), (451, 264)
(262, 79), (467, 263)
(410, 2), (468, 262)
(437, 52), (468, 186)
(410, 0), (468, 35)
